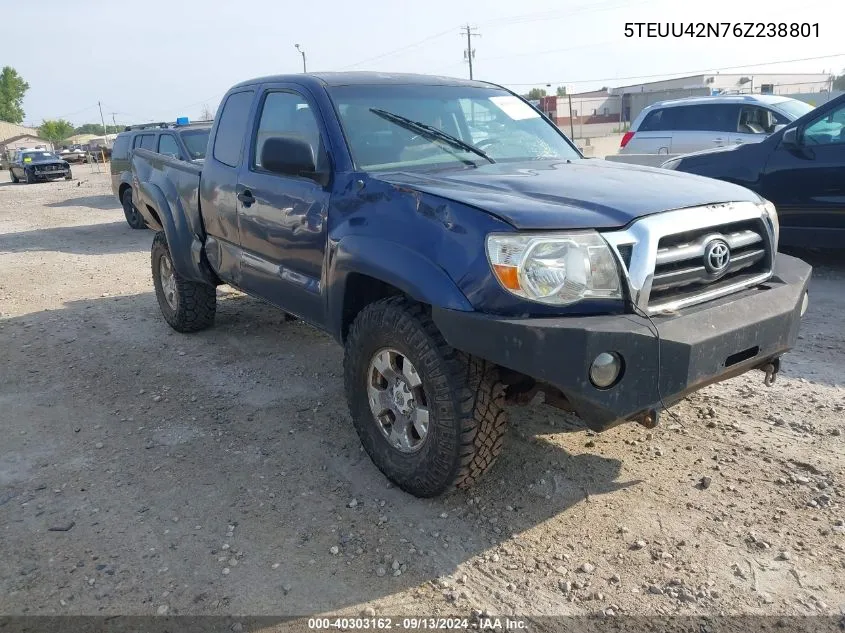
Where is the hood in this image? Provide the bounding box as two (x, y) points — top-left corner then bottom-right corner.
(25, 156), (68, 166)
(375, 159), (760, 230)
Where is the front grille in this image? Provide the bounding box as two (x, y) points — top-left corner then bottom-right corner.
(35, 163), (63, 172)
(648, 219), (771, 308)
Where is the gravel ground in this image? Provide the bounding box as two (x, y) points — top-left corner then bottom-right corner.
(0, 167), (843, 624)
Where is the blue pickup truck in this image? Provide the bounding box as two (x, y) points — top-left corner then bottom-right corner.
(130, 72), (811, 497)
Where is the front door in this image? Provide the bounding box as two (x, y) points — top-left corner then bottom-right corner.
(760, 100), (845, 248)
(236, 86), (331, 325)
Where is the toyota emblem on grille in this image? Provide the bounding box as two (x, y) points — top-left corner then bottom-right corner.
(704, 239), (731, 275)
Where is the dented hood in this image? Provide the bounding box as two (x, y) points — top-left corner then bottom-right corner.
(376, 158), (760, 230)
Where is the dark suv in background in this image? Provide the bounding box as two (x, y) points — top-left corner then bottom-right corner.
(111, 121), (211, 229)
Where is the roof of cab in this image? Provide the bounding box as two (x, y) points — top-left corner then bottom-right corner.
(231, 72), (496, 90)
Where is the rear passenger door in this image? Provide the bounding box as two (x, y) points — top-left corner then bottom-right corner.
(235, 85), (331, 326)
(670, 104), (740, 154)
(199, 89), (257, 287)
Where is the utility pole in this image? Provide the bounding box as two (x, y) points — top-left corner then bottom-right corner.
(461, 24), (480, 80)
(295, 44), (307, 73)
(567, 93), (575, 140)
(98, 101), (108, 137)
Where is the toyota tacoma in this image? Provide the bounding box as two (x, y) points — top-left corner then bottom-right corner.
(130, 72), (811, 497)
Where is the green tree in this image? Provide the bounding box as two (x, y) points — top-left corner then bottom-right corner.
(74, 122), (122, 135)
(556, 85), (567, 96)
(833, 72), (845, 91)
(525, 88), (547, 100)
(39, 119), (76, 146)
(0, 66), (30, 123)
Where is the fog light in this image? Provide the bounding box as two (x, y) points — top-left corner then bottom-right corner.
(800, 291), (809, 317)
(590, 352), (623, 389)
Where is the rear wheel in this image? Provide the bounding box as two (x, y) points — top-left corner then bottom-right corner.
(344, 297), (508, 497)
(151, 231), (216, 333)
(122, 188), (146, 229)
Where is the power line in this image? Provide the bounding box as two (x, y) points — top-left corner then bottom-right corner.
(502, 52), (845, 87)
(337, 28), (456, 70)
(477, 0), (651, 27)
(482, 40), (613, 63)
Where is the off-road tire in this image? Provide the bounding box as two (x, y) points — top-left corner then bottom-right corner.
(10, 170), (19, 183)
(344, 296), (508, 497)
(151, 231), (216, 333)
(65, 169), (73, 181)
(122, 188), (146, 229)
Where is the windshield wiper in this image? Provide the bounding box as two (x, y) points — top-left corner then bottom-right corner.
(369, 108), (495, 165)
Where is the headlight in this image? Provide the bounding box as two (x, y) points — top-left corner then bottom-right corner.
(660, 158), (681, 170)
(486, 231), (622, 305)
(758, 199), (780, 247)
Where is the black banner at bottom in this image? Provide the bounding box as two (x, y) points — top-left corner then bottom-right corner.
(0, 616), (843, 633)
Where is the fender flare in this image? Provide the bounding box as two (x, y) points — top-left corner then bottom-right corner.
(327, 235), (474, 340)
(138, 181), (216, 286)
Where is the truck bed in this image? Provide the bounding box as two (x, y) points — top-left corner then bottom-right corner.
(130, 148), (216, 285)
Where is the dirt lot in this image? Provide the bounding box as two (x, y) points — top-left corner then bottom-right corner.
(0, 167), (843, 624)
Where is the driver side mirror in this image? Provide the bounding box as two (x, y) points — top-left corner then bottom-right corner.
(781, 127), (800, 148)
(771, 124), (786, 134)
(260, 136), (327, 185)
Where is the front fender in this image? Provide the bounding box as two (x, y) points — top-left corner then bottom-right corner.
(327, 235), (474, 340)
(138, 181), (215, 286)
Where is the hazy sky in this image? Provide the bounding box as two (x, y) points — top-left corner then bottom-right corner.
(8, 0), (843, 127)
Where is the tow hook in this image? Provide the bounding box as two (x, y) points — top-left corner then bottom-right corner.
(631, 409), (659, 429)
(759, 358), (780, 387)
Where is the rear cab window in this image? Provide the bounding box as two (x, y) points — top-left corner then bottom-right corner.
(213, 91), (255, 167)
(133, 134), (155, 150)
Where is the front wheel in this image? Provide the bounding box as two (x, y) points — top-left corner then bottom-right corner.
(65, 169), (73, 181)
(151, 232), (216, 333)
(122, 188), (146, 229)
(10, 170), (19, 184)
(344, 297), (508, 497)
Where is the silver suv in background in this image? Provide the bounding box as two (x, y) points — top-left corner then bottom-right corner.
(619, 95), (814, 155)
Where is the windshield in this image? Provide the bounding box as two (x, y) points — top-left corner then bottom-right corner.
(774, 99), (815, 120)
(179, 129), (210, 159)
(21, 152), (58, 161)
(328, 84), (580, 172)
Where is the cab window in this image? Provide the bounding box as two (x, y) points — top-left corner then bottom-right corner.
(157, 134), (181, 158)
(251, 91), (323, 171)
(802, 102), (845, 146)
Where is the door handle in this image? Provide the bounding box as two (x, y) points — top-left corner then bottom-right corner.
(237, 190), (255, 207)
(734, 139), (744, 144)
(713, 138), (724, 144)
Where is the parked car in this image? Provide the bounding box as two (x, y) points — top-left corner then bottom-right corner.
(9, 149), (72, 183)
(620, 95), (815, 156)
(130, 72), (810, 498)
(111, 121), (211, 229)
(662, 93), (845, 249)
(58, 147), (86, 163)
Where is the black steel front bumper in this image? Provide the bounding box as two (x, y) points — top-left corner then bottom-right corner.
(432, 254), (812, 431)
